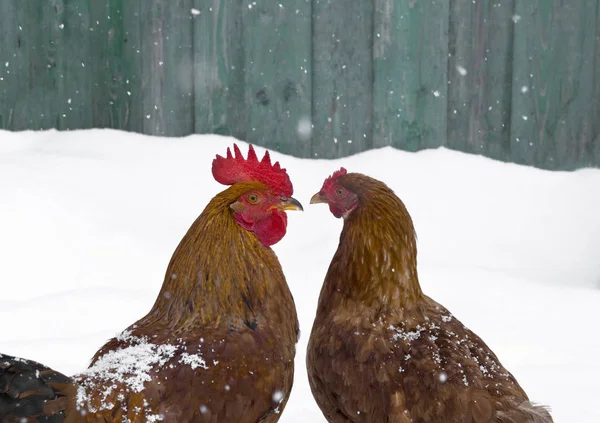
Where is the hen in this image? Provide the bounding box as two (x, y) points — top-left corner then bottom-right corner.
(307, 168), (552, 423)
(0, 144), (303, 423)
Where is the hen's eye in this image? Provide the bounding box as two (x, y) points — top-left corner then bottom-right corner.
(335, 188), (345, 197)
(248, 194), (259, 204)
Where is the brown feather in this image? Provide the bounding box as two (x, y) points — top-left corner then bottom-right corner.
(307, 173), (553, 423)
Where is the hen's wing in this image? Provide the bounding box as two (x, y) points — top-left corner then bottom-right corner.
(307, 298), (553, 422)
(394, 297), (552, 422)
(0, 353), (75, 423)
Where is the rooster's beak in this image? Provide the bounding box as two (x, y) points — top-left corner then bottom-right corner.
(310, 192), (327, 205)
(276, 196), (304, 212)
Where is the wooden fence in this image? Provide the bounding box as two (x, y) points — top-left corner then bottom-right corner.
(0, 0), (598, 170)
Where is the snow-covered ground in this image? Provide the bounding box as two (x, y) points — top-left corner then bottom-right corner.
(1, 129), (599, 422)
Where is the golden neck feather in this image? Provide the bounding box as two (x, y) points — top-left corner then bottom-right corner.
(140, 182), (285, 332)
(324, 177), (423, 309)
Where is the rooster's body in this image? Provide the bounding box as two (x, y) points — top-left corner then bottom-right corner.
(1, 145), (301, 423)
(307, 170), (552, 423)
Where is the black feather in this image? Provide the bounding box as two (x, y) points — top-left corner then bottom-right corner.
(0, 354), (71, 422)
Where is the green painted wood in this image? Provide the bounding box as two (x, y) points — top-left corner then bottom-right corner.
(373, 0), (449, 152)
(103, 0), (128, 129)
(85, 0), (129, 130)
(140, 0), (194, 136)
(8, 1), (62, 130)
(87, 0), (108, 129)
(56, 0), (93, 130)
(312, 0), (374, 159)
(447, 0), (515, 161)
(122, 1), (144, 133)
(56, 0), (140, 132)
(510, 0), (599, 170)
(548, 0), (599, 169)
(193, 0), (246, 139)
(591, 4), (600, 166)
(0, 1), (25, 129)
(242, 0), (312, 156)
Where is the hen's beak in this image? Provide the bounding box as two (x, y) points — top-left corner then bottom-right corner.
(276, 196), (304, 212)
(310, 192), (327, 205)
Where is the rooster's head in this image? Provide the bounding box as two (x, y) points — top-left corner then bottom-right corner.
(212, 144), (303, 247)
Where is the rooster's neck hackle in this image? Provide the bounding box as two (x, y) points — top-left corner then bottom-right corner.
(142, 182), (284, 331)
(331, 175), (423, 309)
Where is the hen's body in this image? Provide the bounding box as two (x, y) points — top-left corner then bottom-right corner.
(1, 181), (299, 423)
(307, 173), (552, 423)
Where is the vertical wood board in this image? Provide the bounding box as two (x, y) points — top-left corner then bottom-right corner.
(242, 0), (312, 157)
(373, 0), (449, 152)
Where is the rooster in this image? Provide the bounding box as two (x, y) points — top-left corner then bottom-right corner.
(0, 144), (303, 423)
(307, 168), (553, 423)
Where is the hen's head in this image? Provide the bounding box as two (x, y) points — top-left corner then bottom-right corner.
(310, 167), (360, 218)
(212, 144), (303, 247)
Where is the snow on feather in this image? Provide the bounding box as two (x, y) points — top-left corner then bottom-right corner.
(75, 331), (210, 416)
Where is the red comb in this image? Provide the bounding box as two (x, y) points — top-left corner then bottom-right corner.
(322, 167), (347, 191)
(212, 144), (293, 197)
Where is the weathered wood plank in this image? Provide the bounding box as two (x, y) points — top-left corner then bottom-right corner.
(7, 1), (62, 130)
(122, 1), (144, 133)
(193, 0), (246, 139)
(373, 0), (449, 152)
(55, 0), (93, 130)
(103, 0), (128, 130)
(510, 0), (599, 170)
(547, 1), (598, 170)
(584, 1), (600, 167)
(312, 0), (374, 158)
(241, 0), (312, 157)
(82, 0), (129, 130)
(447, 0), (515, 161)
(140, 0), (194, 136)
(0, 1), (25, 129)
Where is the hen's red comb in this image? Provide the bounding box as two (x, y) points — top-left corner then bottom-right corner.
(212, 144), (293, 197)
(322, 167), (347, 191)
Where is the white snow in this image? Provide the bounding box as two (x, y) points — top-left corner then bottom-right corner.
(179, 352), (208, 370)
(273, 390), (285, 403)
(1, 129), (599, 422)
(297, 118), (312, 140)
(74, 330), (207, 415)
(456, 65), (468, 76)
(79, 339), (176, 395)
(439, 372), (448, 383)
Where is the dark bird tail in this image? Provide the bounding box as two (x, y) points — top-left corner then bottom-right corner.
(497, 401), (554, 422)
(0, 353), (74, 423)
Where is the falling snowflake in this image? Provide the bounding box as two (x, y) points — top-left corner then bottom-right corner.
(297, 118), (312, 140)
(272, 390), (285, 403)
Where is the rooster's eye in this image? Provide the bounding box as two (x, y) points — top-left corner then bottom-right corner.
(335, 188), (345, 197)
(248, 194), (259, 204)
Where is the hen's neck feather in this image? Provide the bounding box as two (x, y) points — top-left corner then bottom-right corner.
(323, 175), (423, 309)
(140, 183), (286, 332)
